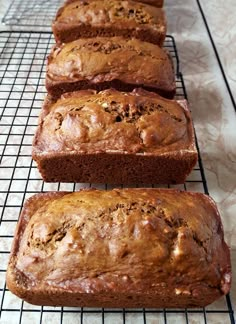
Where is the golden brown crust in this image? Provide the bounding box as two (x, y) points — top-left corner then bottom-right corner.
(45, 37), (175, 98)
(32, 88), (197, 184)
(6, 189), (231, 307)
(34, 89), (195, 154)
(53, 0), (166, 45)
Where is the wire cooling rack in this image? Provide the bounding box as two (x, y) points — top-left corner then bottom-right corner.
(0, 31), (235, 324)
(2, 0), (63, 26)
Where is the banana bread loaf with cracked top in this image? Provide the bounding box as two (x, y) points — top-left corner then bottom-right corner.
(6, 188), (231, 307)
(53, 0), (166, 45)
(32, 88), (197, 184)
(65, 0), (164, 8)
(45, 37), (176, 98)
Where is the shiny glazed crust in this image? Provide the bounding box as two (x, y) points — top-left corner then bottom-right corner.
(45, 37), (176, 98)
(32, 88), (197, 184)
(6, 189), (231, 307)
(52, 0), (166, 45)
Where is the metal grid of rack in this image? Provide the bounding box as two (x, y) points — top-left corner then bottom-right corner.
(2, 0), (63, 27)
(0, 31), (235, 324)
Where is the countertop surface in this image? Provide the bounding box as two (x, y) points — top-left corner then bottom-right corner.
(0, 0), (235, 323)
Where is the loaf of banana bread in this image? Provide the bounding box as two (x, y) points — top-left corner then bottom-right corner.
(32, 88), (197, 184)
(6, 188), (231, 307)
(53, 0), (166, 45)
(65, 0), (164, 8)
(45, 37), (176, 98)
